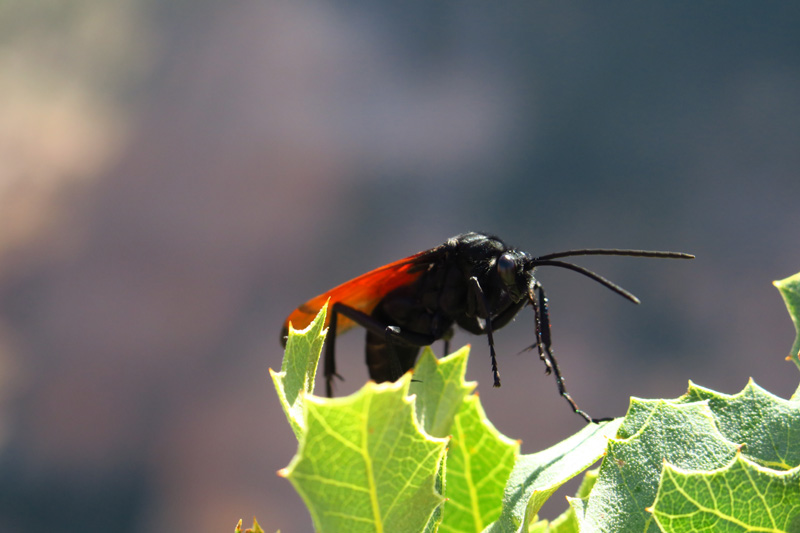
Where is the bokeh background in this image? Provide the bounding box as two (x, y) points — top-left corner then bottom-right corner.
(1, 2), (799, 532)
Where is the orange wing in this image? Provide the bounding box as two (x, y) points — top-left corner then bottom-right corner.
(281, 246), (444, 343)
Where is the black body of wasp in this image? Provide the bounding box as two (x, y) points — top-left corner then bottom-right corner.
(283, 232), (693, 422)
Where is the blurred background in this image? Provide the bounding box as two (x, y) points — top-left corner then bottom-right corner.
(1, 2), (799, 531)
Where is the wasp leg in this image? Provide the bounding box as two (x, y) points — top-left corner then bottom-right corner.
(531, 281), (611, 424)
(467, 276), (501, 388)
(327, 302), (436, 396)
(441, 327), (454, 356)
(323, 308), (344, 398)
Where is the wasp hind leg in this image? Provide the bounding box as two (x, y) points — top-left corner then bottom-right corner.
(326, 302), (436, 397)
(441, 327), (454, 356)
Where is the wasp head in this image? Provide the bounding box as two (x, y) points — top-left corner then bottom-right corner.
(494, 249), (533, 303)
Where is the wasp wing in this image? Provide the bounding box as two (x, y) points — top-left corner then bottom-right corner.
(281, 246), (445, 344)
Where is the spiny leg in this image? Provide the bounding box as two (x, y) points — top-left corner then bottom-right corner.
(531, 281), (610, 423)
(327, 302), (436, 396)
(324, 309), (343, 398)
(467, 276), (501, 387)
(529, 287), (553, 375)
(441, 327), (454, 356)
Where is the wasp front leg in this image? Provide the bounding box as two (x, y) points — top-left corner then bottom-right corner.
(530, 281), (609, 424)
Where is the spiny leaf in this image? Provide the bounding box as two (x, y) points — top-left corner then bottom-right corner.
(409, 345), (518, 531)
(679, 379), (800, 470)
(439, 395), (519, 533)
(410, 345), (476, 438)
(774, 272), (800, 371)
(577, 400), (739, 533)
(279, 375), (447, 533)
(528, 469), (598, 533)
(484, 419), (622, 533)
(409, 346), (476, 531)
(650, 453), (800, 533)
(270, 302), (327, 439)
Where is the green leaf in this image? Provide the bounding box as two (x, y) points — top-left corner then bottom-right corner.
(577, 400), (739, 533)
(409, 346), (476, 532)
(547, 469), (597, 533)
(422, 459), (446, 533)
(410, 345), (476, 438)
(279, 375), (447, 533)
(650, 453), (800, 533)
(439, 395), (519, 532)
(679, 380), (800, 470)
(566, 498), (587, 532)
(528, 469), (598, 533)
(774, 272), (800, 371)
(408, 345), (518, 531)
(484, 419), (623, 533)
(270, 302), (327, 439)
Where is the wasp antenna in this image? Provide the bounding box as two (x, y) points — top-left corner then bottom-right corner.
(534, 249), (695, 261)
(526, 259), (641, 304)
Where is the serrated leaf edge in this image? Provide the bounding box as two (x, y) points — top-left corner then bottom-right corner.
(649, 451), (800, 532)
(615, 399), (731, 444)
(271, 302), (329, 439)
(684, 378), (800, 407)
(774, 273), (800, 370)
(281, 375), (448, 532)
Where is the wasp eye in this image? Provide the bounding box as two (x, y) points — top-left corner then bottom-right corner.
(497, 253), (517, 284)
